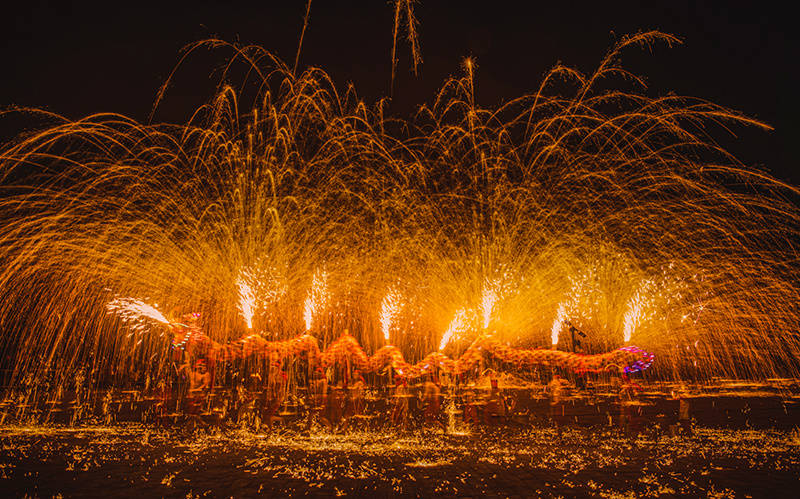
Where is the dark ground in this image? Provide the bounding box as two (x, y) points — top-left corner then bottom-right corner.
(1, 424), (799, 498)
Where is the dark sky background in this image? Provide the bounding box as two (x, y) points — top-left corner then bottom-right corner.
(1, 1), (797, 183)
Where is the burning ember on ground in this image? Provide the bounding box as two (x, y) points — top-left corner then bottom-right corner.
(1, 424), (799, 497)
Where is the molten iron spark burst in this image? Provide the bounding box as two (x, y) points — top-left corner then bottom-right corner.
(440, 308), (469, 351)
(304, 269), (329, 333)
(380, 286), (403, 342)
(479, 279), (499, 331)
(551, 302), (567, 347)
(236, 270), (256, 329)
(0, 31), (799, 405)
(622, 280), (655, 343)
(106, 298), (170, 333)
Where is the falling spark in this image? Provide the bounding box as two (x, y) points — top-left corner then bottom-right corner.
(622, 298), (642, 343)
(390, 0), (422, 94)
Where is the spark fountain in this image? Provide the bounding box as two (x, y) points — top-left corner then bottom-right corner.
(1, 31), (799, 428)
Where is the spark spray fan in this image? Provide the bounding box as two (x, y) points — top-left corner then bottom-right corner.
(106, 298), (172, 334)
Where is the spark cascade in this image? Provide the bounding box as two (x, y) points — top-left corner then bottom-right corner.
(479, 280), (499, 330)
(304, 269), (329, 333)
(380, 287), (403, 342)
(622, 280), (655, 343)
(440, 309), (470, 351)
(551, 303), (567, 346)
(236, 271), (256, 329)
(2, 32), (800, 405)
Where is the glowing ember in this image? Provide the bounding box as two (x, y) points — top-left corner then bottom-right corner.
(1, 425), (797, 497)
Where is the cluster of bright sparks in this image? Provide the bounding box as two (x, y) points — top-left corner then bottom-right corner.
(479, 277), (504, 330)
(236, 271), (257, 329)
(439, 308), (470, 351)
(622, 279), (656, 343)
(551, 303), (568, 347)
(380, 286), (404, 342)
(106, 297), (170, 333)
(304, 269), (329, 332)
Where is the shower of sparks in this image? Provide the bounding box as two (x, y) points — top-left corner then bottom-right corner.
(440, 308), (469, 351)
(380, 286), (403, 342)
(479, 279), (499, 330)
(622, 280), (655, 343)
(236, 270), (256, 329)
(551, 302), (567, 346)
(304, 268), (329, 332)
(106, 297), (170, 333)
(477, 270), (513, 333)
(1, 31), (800, 402)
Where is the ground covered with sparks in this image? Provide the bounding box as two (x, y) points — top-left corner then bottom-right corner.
(1, 425), (799, 497)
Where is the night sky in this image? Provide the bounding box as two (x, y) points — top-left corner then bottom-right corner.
(1, 1), (797, 183)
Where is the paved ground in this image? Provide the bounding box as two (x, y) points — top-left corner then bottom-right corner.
(1, 424), (799, 498)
